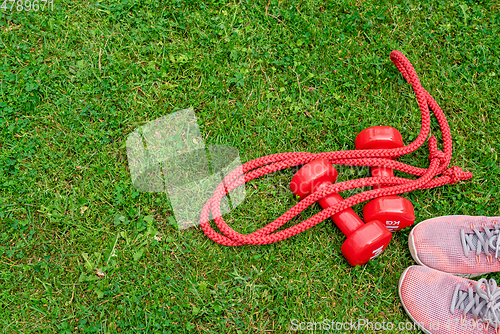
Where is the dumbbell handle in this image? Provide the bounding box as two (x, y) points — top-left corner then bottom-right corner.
(316, 186), (364, 237)
(355, 126), (403, 189)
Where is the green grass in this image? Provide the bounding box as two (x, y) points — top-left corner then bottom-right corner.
(1, 0), (500, 333)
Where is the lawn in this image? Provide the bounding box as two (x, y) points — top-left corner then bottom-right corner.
(1, 0), (500, 333)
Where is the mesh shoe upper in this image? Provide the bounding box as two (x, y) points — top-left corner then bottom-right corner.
(409, 216), (500, 276)
(399, 265), (500, 334)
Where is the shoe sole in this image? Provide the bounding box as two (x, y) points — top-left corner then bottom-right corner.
(408, 215), (489, 278)
(398, 266), (432, 334)
(408, 227), (423, 265)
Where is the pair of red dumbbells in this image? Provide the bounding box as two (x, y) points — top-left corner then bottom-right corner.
(290, 126), (415, 266)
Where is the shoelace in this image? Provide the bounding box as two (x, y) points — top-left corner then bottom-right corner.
(461, 223), (500, 262)
(451, 278), (500, 332)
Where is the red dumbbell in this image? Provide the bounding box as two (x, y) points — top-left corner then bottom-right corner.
(355, 126), (415, 232)
(290, 158), (392, 266)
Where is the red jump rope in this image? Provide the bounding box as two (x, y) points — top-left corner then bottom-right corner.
(199, 51), (473, 265)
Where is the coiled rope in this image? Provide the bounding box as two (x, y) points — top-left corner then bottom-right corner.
(199, 50), (473, 246)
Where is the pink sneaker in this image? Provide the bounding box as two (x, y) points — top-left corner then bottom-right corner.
(409, 216), (500, 277)
(399, 265), (500, 334)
